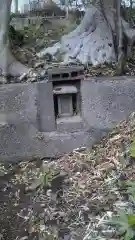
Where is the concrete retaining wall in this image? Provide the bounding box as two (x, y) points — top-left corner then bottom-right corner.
(0, 76), (135, 162)
(11, 16), (66, 30)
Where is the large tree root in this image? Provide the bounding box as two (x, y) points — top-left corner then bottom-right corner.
(0, 0), (29, 77)
(37, 2), (135, 66)
(0, 46), (29, 76)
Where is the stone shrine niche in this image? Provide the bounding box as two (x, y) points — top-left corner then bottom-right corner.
(53, 84), (78, 118)
(48, 66), (84, 132)
(37, 66), (85, 133)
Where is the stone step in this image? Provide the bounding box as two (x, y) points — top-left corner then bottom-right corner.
(56, 115), (85, 132)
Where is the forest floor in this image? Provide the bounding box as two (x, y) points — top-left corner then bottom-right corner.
(2, 19), (135, 240)
(1, 113), (135, 240)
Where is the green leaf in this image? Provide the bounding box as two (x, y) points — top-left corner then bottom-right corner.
(130, 150), (135, 158)
(128, 215), (135, 225)
(109, 211), (135, 240)
(125, 180), (135, 187)
(119, 226), (127, 235)
(129, 140), (135, 157)
(109, 211), (128, 227)
(124, 180), (135, 195)
(124, 228), (134, 240)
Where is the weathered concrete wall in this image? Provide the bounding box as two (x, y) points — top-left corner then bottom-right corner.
(81, 77), (135, 130)
(0, 76), (135, 162)
(11, 16), (66, 30)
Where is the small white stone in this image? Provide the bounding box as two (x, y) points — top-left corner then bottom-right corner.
(59, 211), (65, 217)
(34, 61), (44, 68)
(19, 237), (28, 240)
(80, 205), (89, 211)
(40, 224), (45, 231)
(76, 172), (81, 176)
(19, 73), (27, 81)
(106, 211), (113, 217)
(46, 189), (52, 197)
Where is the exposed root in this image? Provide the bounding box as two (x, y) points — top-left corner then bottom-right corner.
(37, 2), (135, 66)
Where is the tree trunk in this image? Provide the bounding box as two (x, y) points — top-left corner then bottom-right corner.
(65, 0), (69, 19)
(129, 0), (133, 26)
(0, 0), (28, 77)
(14, 0), (18, 13)
(115, 0), (125, 75)
(38, 0), (135, 66)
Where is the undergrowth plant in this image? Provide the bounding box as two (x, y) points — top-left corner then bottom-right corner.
(108, 140), (135, 240)
(109, 211), (135, 240)
(129, 140), (135, 159)
(39, 165), (54, 188)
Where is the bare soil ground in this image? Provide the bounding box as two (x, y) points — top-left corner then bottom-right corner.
(0, 113), (135, 240)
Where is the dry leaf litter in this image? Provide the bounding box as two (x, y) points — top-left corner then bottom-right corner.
(0, 113), (135, 239)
